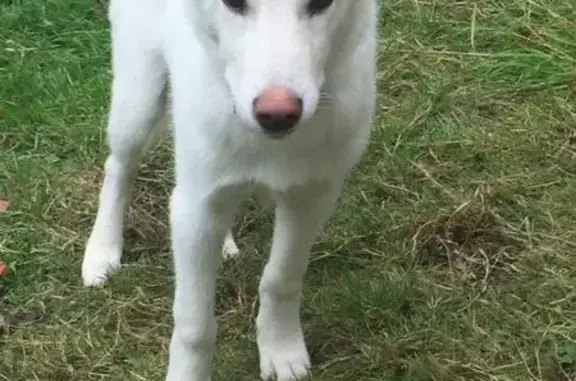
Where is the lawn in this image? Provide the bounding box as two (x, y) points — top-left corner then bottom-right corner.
(1, 0), (576, 380)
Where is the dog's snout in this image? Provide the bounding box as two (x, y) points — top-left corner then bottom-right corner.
(253, 87), (303, 135)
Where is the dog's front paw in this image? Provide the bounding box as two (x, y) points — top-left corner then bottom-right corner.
(259, 339), (310, 381)
(82, 241), (122, 286)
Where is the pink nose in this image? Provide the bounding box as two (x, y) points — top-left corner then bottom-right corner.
(253, 87), (303, 134)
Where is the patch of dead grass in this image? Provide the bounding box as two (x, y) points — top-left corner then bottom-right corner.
(411, 186), (530, 285)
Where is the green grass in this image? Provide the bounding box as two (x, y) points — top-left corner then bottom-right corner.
(1, 0), (576, 380)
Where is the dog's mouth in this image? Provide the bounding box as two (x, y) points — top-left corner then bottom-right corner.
(232, 104), (296, 139)
(262, 127), (296, 140)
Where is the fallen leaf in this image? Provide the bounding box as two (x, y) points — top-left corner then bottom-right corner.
(0, 262), (6, 277)
(0, 200), (9, 213)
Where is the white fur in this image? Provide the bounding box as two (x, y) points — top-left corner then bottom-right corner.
(82, 0), (378, 380)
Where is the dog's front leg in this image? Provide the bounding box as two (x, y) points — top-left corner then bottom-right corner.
(165, 183), (244, 381)
(257, 182), (342, 381)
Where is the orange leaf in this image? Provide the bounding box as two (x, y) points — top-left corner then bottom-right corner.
(0, 200), (9, 213)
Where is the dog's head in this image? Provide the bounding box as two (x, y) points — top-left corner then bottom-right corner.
(209, 0), (353, 137)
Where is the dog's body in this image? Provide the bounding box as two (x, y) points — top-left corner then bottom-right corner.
(81, 0), (378, 380)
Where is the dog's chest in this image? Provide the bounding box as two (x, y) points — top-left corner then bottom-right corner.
(211, 119), (366, 191)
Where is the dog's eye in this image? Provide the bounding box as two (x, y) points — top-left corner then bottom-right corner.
(307, 0), (334, 16)
(222, 0), (248, 14)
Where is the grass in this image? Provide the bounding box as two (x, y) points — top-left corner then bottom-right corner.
(1, 0), (576, 380)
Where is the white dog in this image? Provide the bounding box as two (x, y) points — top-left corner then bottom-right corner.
(81, 0), (377, 380)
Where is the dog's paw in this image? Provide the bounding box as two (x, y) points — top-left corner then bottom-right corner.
(222, 231), (240, 260)
(259, 340), (310, 381)
(82, 242), (122, 286)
